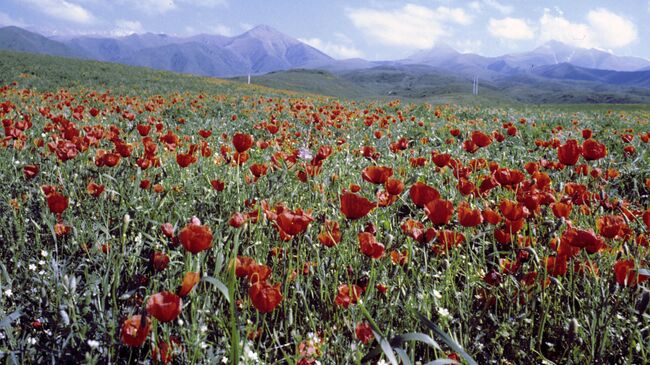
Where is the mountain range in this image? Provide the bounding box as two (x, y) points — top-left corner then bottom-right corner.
(2, 24), (650, 95)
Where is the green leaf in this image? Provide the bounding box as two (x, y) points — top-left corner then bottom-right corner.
(392, 332), (441, 350)
(372, 329), (399, 365)
(417, 312), (478, 365)
(424, 360), (459, 365)
(0, 308), (22, 329)
(202, 276), (230, 303)
(394, 347), (412, 365)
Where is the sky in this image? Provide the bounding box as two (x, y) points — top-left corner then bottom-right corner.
(1, 0), (649, 60)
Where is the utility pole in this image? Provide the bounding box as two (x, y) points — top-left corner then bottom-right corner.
(472, 75), (479, 95)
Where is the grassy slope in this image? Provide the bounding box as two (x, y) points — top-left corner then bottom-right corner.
(2, 50), (650, 111)
(0, 50), (303, 99)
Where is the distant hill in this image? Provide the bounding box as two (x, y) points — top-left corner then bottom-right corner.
(0, 26), (77, 58)
(532, 63), (650, 88)
(3, 49), (650, 105)
(233, 64), (650, 104)
(0, 25), (334, 77)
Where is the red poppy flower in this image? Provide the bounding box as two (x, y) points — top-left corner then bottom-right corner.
(151, 252), (170, 271)
(458, 202), (483, 227)
(235, 256), (256, 278)
(137, 124), (151, 136)
(47, 192), (68, 215)
(340, 192), (375, 220)
(546, 256), (568, 277)
(551, 202), (572, 219)
(121, 315), (151, 347)
(198, 129), (212, 138)
(563, 228), (605, 254)
(86, 182), (105, 197)
(499, 199), (527, 221)
(596, 215), (628, 239)
(334, 284), (363, 308)
(471, 131), (492, 147)
(161, 223), (174, 238)
(250, 163), (268, 178)
(433, 230), (465, 254)
(358, 232), (385, 259)
(318, 220), (341, 247)
(147, 291), (182, 322)
(362, 166), (393, 184)
(384, 178), (404, 195)
(176, 152), (197, 168)
(582, 139), (607, 160)
(431, 152), (451, 167)
(277, 209), (313, 236)
(229, 212), (247, 228)
(355, 322), (374, 344)
(23, 164), (39, 180)
(232, 132), (254, 153)
(557, 139), (581, 166)
(247, 263), (272, 284)
(178, 223), (213, 254)
(482, 208), (502, 225)
(390, 250), (408, 265)
(210, 179), (225, 191)
(409, 182), (440, 207)
(424, 199), (454, 226)
(178, 272), (200, 297)
(249, 281), (283, 313)
(613, 259), (648, 287)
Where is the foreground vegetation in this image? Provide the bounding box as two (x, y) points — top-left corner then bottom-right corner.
(0, 52), (649, 364)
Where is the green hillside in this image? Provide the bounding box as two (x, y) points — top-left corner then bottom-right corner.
(0, 50), (296, 98)
(2, 50), (650, 110)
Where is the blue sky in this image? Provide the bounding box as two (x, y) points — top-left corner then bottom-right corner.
(1, 0), (649, 60)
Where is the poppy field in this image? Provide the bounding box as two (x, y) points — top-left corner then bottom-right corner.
(0, 63), (650, 364)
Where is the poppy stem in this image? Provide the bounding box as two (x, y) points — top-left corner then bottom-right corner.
(229, 229), (241, 364)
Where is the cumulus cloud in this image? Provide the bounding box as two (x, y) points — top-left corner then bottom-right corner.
(22, 0), (95, 24)
(298, 37), (363, 59)
(488, 17), (534, 40)
(346, 3), (473, 49)
(538, 8), (637, 49)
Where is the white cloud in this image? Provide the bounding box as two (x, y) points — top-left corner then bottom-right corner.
(488, 17), (534, 40)
(538, 8), (637, 49)
(239, 22), (253, 32)
(298, 37), (363, 59)
(117, 0), (176, 13)
(453, 39), (483, 54)
(210, 24), (233, 36)
(346, 3), (473, 49)
(112, 19), (143, 36)
(23, 0), (95, 24)
(483, 0), (514, 15)
(0, 11), (26, 27)
(586, 9), (637, 48)
(469, 0), (513, 15)
(116, 0), (226, 14)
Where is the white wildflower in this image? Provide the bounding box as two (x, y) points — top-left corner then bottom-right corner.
(437, 307), (451, 319)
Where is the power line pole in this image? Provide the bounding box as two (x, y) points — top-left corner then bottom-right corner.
(472, 75), (479, 95)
